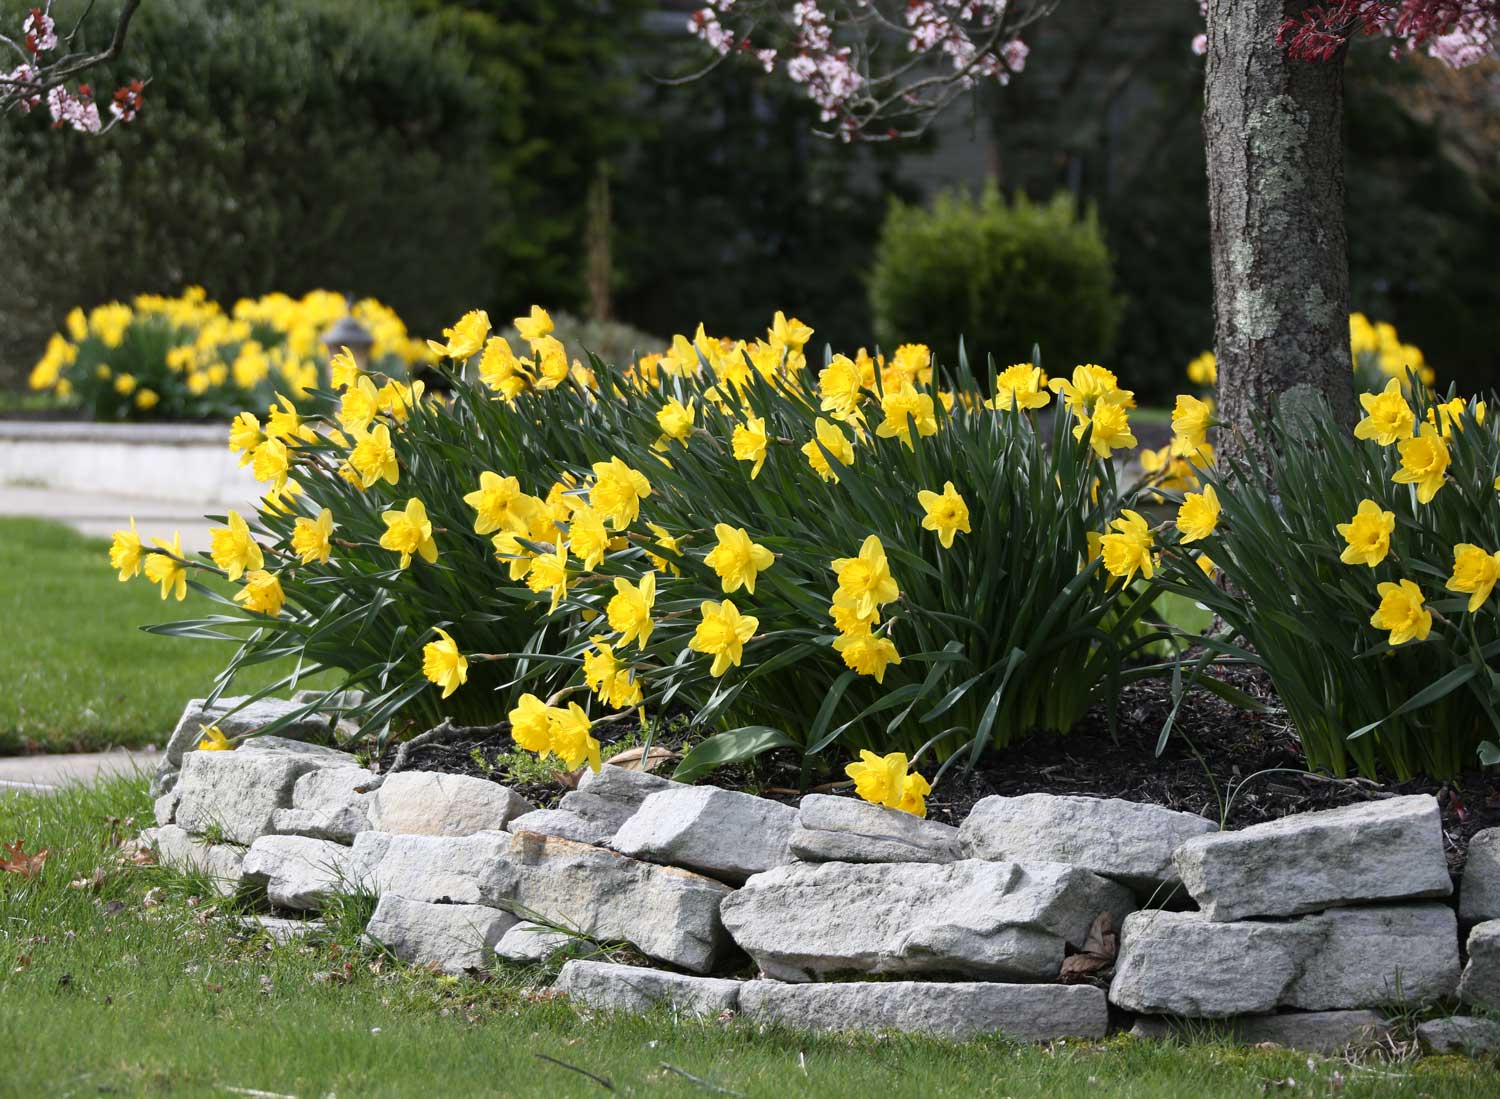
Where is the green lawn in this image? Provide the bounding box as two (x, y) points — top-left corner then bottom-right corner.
(0, 518), (328, 755)
(0, 779), (1495, 1098)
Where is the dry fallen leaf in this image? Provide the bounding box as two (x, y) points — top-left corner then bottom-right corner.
(0, 840), (49, 879)
(604, 745), (680, 773)
(1058, 912), (1119, 983)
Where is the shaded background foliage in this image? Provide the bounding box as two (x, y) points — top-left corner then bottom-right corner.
(1, 0), (1496, 400)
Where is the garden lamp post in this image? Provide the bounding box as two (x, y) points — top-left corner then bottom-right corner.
(319, 301), (375, 380)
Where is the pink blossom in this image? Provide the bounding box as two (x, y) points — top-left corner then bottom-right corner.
(23, 8), (58, 54)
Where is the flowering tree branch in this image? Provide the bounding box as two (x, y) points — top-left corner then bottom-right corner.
(1, 1), (146, 132)
(684, 1), (1494, 142)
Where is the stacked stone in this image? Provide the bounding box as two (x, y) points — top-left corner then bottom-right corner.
(1111, 795), (1459, 1052)
(145, 699), (1490, 1051)
(1419, 827), (1500, 1055)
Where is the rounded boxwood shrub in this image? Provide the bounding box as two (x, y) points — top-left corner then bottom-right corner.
(869, 185), (1122, 377)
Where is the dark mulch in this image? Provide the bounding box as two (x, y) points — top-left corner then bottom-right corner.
(388, 666), (1500, 872)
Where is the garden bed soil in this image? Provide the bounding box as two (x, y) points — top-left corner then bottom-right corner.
(389, 667), (1500, 873)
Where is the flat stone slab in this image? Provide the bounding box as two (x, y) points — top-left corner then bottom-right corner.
(1174, 795), (1451, 921)
(790, 793), (960, 864)
(960, 794), (1215, 896)
(242, 835), (364, 911)
(506, 831), (734, 974)
(370, 771), (534, 836)
(719, 859), (1135, 983)
(1130, 1011), (1391, 1053)
(738, 980), (1109, 1041)
(1461, 828), (1500, 924)
(555, 960), (741, 1017)
(1459, 919), (1500, 1010)
(272, 765), (377, 843)
(233, 915), (326, 944)
(1110, 905), (1460, 1017)
(495, 921), (576, 963)
(613, 785), (797, 884)
(366, 894), (515, 974)
(352, 830), (513, 906)
(151, 824), (245, 896)
(506, 808), (614, 848)
(174, 750), (321, 846)
(1417, 1015), (1500, 1056)
(156, 696), (343, 793)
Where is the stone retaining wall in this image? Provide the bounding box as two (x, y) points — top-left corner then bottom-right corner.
(0, 420), (256, 504)
(142, 697), (1500, 1054)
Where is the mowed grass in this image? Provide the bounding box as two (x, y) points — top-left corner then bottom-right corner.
(0, 518), (329, 754)
(1, 779), (1496, 1099)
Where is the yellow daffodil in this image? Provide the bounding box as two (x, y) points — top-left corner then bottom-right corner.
(607, 571), (657, 650)
(264, 394), (305, 441)
(421, 627), (469, 699)
(227, 413), (264, 467)
(291, 507), (335, 566)
(337, 376), (381, 434)
(1073, 399), (1137, 458)
(209, 510), (264, 581)
(645, 522), (682, 575)
(234, 570), (285, 617)
(818, 354), (864, 420)
(1446, 544), (1500, 613)
(530, 335), (570, 390)
(1336, 500), (1395, 567)
(1048, 364), (1134, 413)
(329, 345), (362, 390)
(508, 693), (556, 754)
(1171, 394), (1215, 450)
(348, 423), (399, 488)
(109, 517), (143, 581)
(845, 750), (931, 817)
(463, 472), (531, 536)
(144, 531), (188, 602)
(988, 364), (1051, 412)
(1354, 378), (1415, 446)
(567, 504), (612, 571)
(656, 397), (696, 446)
(1174, 485), (1220, 544)
(427, 308), (491, 360)
(196, 724), (233, 752)
(875, 384), (938, 448)
(377, 378), (424, 423)
(590, 457), (652, 529)
(1392, 423), (1450, 504)
(379, 498), (438, 569)
(134, 388), (160, 411)
(833, 628), (902, 683)
(732, 416), (770, 479)
(547, 703), (601, 772)
(250, 437), (292, 493)
(917, 481), (971, 548)
(1099, 510), (1155, 584)
(832, 535), (900, 617)
(690, 599), (758, 677)
(769, 310), (813, 352)
(1186, 350), (1217, 386)
(801, 417), (854, 482)
(583, 637), (643, 708)
(704, 523), (775, 595)
(478, 336), (529, 399)
(514, 305), (554, 343)
(830, 599), (880, 634)
(525, 541), (570, 612)
(1370, 579), (1432, 646)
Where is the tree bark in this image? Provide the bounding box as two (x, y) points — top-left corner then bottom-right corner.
(1204, 0), (1355, 463)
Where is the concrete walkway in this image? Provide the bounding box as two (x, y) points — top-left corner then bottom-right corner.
(0, 483), (222, 552)
(0, 749), (159, 796)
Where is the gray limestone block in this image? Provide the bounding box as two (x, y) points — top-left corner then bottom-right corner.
(1417, 1015), (1500, 1056)
(494, 921), (577, 963)
(151, 823), (245, 896)
(173, 750), (320, 845)
(1109, 905), (1460, 1017)
(738, 980), (1109, 1041)
(1174, 795), (1451, 922)
(555, 959), (741, 1016)
(353, 830), (515, 906)
(790, 793), (960, 864)
(1461, 829), (1500, 924)
(960, 793), (1216, 895)
(369, 771), (534, 837)
(241, 834), (365, 911)
(365, 894), (515, 974)
(612, 785), (797, 884)
(719, 858), (1136, 983)
(1129, 1011), (1391, 1053)
(1458, 919), (1500, 1011)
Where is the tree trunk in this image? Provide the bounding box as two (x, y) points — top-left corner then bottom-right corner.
(1204, 0), (1355, 463)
